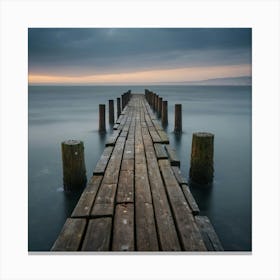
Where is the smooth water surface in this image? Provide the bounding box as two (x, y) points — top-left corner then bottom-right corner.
(28, 85), (251, 251)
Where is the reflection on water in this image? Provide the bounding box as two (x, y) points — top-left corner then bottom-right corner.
(28, 85), (251, 251)
(62, 189), (84, 218)
(189, 181), (214, 211)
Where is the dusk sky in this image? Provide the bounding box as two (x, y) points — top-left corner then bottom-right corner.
(28, 28), (252, 85)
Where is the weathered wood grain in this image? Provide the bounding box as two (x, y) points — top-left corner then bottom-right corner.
(121, 159), (134, 171)
(181, 184), (200, 215)
(71, 175), (103, 218)
(51, 218), (86, 251)
(112, 204), (134, 251)
(123, 139), (134, 160)
(149, 128), (162, 143)
(103, 137), (125, 184)
(93, 146), (113, 175)
(157, 130), (169, 144)
(105, 130), (121, 147)
(171, 166), (188, 185)
(81, 217), (112, 251)
(61, 140), (87, 191)
(142, 127), (181, 251)
(135, 122), (158, 250)
(154, 143), (168, 159)
(91, 183), (117, 217)
(116, 170), (134, 203)
(165, 145), (180, 166)
(159, 159), (206, 251)
(151, 119), (161, 131)
(195, 216), (223, 251)
(116, 114), (124, 124)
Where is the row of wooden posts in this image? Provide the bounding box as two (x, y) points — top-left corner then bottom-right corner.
(144, 89), (182, 133)
(99, 90), (131, 132)
(61, 89), (214, 192)
(98, 89), (183, 133)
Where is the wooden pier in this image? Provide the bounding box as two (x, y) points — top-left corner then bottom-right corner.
(52, 92), (223, 252)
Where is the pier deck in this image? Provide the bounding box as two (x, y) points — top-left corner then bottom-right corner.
(52, 93), (223, 252)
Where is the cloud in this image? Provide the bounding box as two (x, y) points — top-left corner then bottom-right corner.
(28, 28), (252, 82)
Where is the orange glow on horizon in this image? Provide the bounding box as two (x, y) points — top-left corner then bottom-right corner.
(28, 64), (251, 85)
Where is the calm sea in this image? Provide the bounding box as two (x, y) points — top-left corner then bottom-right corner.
(28, 85), (252, 251)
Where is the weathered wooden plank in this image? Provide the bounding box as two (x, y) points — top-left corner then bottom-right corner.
(112, 204), (134, 251)
(149, 129), (162, 143)
(103, 137), (126, 184)
(120, 130), (128, 138)
(116, 114), (124, 124)
(113, 123), (119, 130)
(154, 143), (168, 159)
(195, 216), (223, 251)
(91, 183), (117, 217)
(116, 170), (134, 203)
(142, 127), (181, 251)
(127, 124), (135, 140)
(123, 139), (134, 160)
(157, 130), (169, 144)
(159, 159), (206, 251)
(144, 113), (154, 127)
(165, 145), (180, 166)
(118, 114), (128, 130)
(135, 155), (158, 250)
(93, 146), (114, 175)
(81, 217), (112, 251)
(171, 166), (188, 185)
(135, 125), (146, 163)
(181, 184), (200, 215)
(71, 175), (103, 218)
(151, 119), (162, 131)
(51, 218), (86, 251)
(121, 159), (134, 171)
(105, 130), (121, 146)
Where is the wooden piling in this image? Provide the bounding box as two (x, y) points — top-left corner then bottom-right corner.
(61, 140), (87, 191)
(162, 100), (168, 127)
(99, 104), (106, 132)
(121, 94), (125, 110)
(155, 95), (159, 113)
(117, 98), (121, 118)
(189, 132), (214, 184)
(174, 104), (182, 133)
(158, 97), (163, 118)
(109, 99), (114, 124)
(151, 92), (155, 109)
(153, 94), (157, 111)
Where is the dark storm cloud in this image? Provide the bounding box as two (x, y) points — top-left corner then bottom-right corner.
(28, 28), (251, 75)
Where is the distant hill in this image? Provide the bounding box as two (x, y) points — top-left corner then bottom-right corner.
(160, 76), (252, 86)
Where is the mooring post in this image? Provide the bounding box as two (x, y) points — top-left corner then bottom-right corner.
(155, 95), (158, 113)
(151, 92), (154, 109)
(189, 132), (214, 184)
(121, 94), (125, 110)
(61, 140), (87, 192)
(117, 97), (121, 118)
(109, 99), (114, 124)
(174, 104), (182, 133)
(153, 93), (157, 111)
(158, 97), (163, 118)
(162, 100), (168, 127)
(99, 104), (106, 132)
